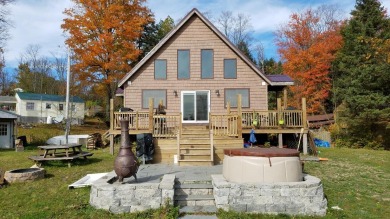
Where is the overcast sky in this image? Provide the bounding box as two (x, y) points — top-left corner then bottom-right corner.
(4, 0), (390, 71)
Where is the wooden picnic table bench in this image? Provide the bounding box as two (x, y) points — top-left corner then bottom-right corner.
(29, 143), (93, 167)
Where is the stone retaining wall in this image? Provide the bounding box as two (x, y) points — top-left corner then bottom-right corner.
(90, 174), (175, 213)
(212, 174), (327, 216)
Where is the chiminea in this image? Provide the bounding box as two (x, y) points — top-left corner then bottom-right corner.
(114, 120), (138, 183)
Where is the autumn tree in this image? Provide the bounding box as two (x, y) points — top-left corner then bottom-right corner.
(61, 0), (152, 119)
(332, 0), (390, 149)
(275, 5), (343, 114)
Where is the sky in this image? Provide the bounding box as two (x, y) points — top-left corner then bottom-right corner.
(3, 0), (390, 72)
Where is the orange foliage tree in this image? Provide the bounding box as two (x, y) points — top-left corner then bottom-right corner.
(275, 6), (343, 114)
(61, 0), (152, 118)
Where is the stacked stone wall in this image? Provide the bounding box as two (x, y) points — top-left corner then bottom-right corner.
(212, 174), (327, 216)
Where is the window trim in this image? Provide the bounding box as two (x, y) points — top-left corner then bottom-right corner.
(223, 58), (237, 79)
(141, 89), (167, 109)
(154, 59), (167, 80)
(224, 88), (250, 108)
(177, 49), (190, 79)
(201, 49), (214, 79)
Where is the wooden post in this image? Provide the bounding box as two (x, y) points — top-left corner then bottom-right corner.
(148, 98), (154, 133)
(278, 133), (283, 148)
(277, 98), (282, 128)
(110, 98), (114, 131)
(109, 134), (114, 155)
(210, 130), (214, 164)
(303, 133), (308, 155)
(302, 98), (307, 129)
(176, 129), (180, 165)
(237, 94), (242, 136)
(109, 98), (114, 155)
(227, 102), (231, 114)
(135, 111), (139, 130)
(283, 88), (288, 110)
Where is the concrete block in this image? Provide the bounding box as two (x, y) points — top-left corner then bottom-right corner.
(247, 204), (266, 213)
(214, 195), (228, 205)
(130, 205), (150, 213)
(233, 196), (254, 205)
(229, 204), (247, 212)
(109, 205), (131, 214)
(253, 196), (272, 204)
(272, 196), (291, 204)
(281, 187), (300, 196)
(261, 188), (281, 196)
(214, 187), (229, 196)
(266, 204), (286, 213)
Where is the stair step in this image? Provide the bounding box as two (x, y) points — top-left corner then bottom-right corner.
(180, 151), (211, 156)
(180, 139), (210, 144)
(178, 160), (214, 166)
(179, 205), (217, 214)
(175, 183), (213, 189)
(175, 195), (215, 201)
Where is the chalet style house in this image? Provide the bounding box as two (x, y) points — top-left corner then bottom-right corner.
(109, 8), (308, 166)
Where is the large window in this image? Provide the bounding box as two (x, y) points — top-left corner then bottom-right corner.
(26, 102), (34, 110)
(224, 59), (237, 79)
(225, 89), (249, 108)
(154, 59), (167, 79)
(201, 49), (213, 78)
(178, 50), (190, 79)
(142, 90), (167, 109)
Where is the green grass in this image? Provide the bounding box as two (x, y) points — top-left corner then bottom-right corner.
(1, 122), (389, 218)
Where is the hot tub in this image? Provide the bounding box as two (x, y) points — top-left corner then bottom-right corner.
(223, 148), (302, 183)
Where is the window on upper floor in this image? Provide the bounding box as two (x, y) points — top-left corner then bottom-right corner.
(224, 59), (237, 79)
(225, 89), (249, 108)
(142, 89), (167, 109)
(178, 50), (190, 79)
(26, 102), (34, 110)
(154, 59), (167, 79)
(46, 103), (51, 109)
(201, 49), (214, 79)
(59, 104), (64, 111)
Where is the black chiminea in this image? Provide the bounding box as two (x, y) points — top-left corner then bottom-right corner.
(114, 120), (138, 183)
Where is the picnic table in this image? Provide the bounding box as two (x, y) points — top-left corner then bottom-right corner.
(29, 143), (93, 167)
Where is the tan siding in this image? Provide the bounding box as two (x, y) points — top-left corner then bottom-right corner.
(124, 15), (268, 114)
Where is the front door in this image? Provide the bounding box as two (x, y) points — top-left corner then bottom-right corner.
(0, 122), (11, 148)
(181, 91), (210, 123)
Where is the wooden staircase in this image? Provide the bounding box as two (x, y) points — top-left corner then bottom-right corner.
(178, 126), (214, 166)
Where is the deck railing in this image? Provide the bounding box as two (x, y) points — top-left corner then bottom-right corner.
(113, 110), (305, 137)
(241, 110), (304, 129)
(210, 114), (240, 137)
(153, 114), (181, 138)
(113, 112), (149, 130)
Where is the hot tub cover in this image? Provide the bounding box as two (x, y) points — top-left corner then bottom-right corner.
(224, 147), (299, 157)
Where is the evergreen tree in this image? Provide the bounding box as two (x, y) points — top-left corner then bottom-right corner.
(332, 0), (390, 149)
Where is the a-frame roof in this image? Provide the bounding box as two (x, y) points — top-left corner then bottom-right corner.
(119, 8), (284, 87)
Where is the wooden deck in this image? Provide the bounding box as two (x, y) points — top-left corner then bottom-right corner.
(108, 98), (310, 164)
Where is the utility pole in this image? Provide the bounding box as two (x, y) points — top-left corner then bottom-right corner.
(65, 47), (71, 144)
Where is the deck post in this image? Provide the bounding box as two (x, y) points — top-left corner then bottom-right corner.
(303, 133), (308, 155)
(278, 133), (283, 148)
(109, 98), (114, 155)
(302, 98), (308, 154)
(277, 98), (282, 128)
(283, 88), (288, 110)
(210, 130), (214, 164)
(237, 95), (242, 136)
(149, 98), (154, 133)
(135, 111), (139, 130)
(227, 102), (231, 114)
(302, 98), (307, 128)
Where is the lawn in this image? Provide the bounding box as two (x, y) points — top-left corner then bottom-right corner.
(0, 120), (389, 218)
